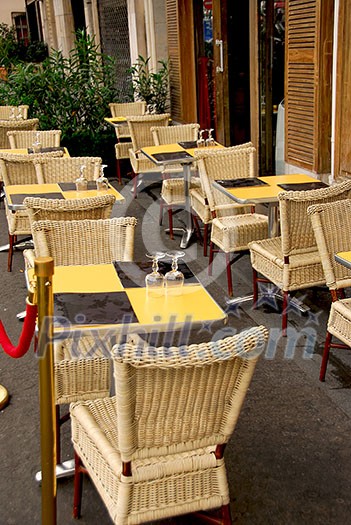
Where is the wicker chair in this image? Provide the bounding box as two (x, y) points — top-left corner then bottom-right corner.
(30, 217), (137, 463)
(191, 142), (255, 256)
(127, 114), (170, 197)
(0, 151), (64, 271)
(110, 102), (146, 184)
(71, 325), (268, 524)
(195, 146), (268, 296)
(34, 156), (102, 184)
(0, 105), (29, 120)
(7, 129), (61, 149)
(0, 118), (39, 148)
(308, 198), (351, 381)
(249, 181), (351, 335)
(151, 123), (200, 239)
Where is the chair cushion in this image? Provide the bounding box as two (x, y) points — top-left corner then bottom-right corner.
(211, 214), (268, 253)
(249, 237), (326, 291)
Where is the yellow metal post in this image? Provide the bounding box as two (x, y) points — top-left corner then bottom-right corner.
(35, 256), (56, 524)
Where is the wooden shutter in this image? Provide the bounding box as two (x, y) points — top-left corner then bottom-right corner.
(165, 0), (197, 122)
(285, 0), (333, 173)
(334, 2), (351, 179)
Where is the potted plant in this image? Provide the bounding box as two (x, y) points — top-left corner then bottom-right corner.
(129, 55), (169, 114)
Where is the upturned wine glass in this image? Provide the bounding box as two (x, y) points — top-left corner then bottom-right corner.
(164, 250), (185, 292)
(145, 252), (166, 296)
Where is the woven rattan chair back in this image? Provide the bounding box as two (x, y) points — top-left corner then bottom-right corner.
(0, 151), (63, 186)
(151, 123), (200, 145)
(34, 156), (102, 184)
(0, 105), (29, 120)
(127, 114), (170, 151)
(0, 118), (39, 149)
(109, 102), (146, 140)
(195, 145), (257, 214)
(112, 325), (267, 461)
(279, 180), (351, 257)
(24, 194), (115, 224)
(109, 101), (146, 118)
(308, 198), (351, 291)
(31, 217), (137, 266)
(7, 129), (61, 149)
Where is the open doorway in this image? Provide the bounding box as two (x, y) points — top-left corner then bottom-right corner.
(258, 0), (285, 175)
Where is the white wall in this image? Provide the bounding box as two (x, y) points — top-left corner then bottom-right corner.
(0, 0), (26, 26)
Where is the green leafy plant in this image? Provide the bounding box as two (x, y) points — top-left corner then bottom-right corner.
(0, 30), (118, 167)
(129, 55), (169, 113)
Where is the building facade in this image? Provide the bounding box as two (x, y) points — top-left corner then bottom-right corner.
(1, 0), (350, 181)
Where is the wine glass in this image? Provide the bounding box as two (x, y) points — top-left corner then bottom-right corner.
(16, 107), (23, 120)
(75, 164), (88, 191)
(197, 130), (205, 148)
(205, 128), (215, 147)
(96, 164), (109, 191)
(32, 131), (42, 153)
(145, 252), (166, 296)
(164, 251), (185, 292)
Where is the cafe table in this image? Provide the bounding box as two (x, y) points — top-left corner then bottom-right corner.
(212, 173), (327, 236)
(142, 142), (223, 249)
(5, 181), (124, 211)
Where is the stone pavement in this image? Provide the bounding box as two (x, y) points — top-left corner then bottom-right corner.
(0, 175), (351, 524)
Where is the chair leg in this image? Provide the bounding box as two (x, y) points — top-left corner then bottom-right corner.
(159, 201), (164, 226)
(73, 452), (84, 519)
(221, 504), (232, 524)
(132, 172), (138, 199)
(116, 158), (122, 185)
(203, 224), (209, 257)
(168, 208), (173, 239)
(225, 253), (233, 297)
(7, 234), (15, 272)
(252, 269), (258, 307)
(282, 290), (288, 337)
(193, 214), (203, 244)
(320, 331), (332, 382)
(208, 242), (214, 276)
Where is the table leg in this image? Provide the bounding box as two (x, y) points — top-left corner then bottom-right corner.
(179, 163), (194, 249)
(35, 459), (75, 483)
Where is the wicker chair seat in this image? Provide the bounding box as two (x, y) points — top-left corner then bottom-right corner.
(190, 186), (212, 223)
(115, 141), (132, 160)
(129, 149), (162, 174)
(249, 236), (324, 291)
(327, 298), (351, 347)
(72, 396), (227, 524)
(6, 206), (30, 235)
(211, 214), (269, 253)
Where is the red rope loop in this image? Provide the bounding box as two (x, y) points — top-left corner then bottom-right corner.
(0, 302), (37, 358)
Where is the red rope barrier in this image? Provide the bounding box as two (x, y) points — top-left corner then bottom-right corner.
(0, 301), (37, 358)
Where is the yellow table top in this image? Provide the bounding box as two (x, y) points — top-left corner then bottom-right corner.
(5, 182), (124, 209)
(104, 117), (127, 125)
(335, 251), (351, 269)
(214, 174), (322, 204)
(142, 142), (223, 164)
(27, 263), (227, 334)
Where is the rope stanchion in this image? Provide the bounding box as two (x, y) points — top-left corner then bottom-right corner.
(0, 300), (37, 358)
